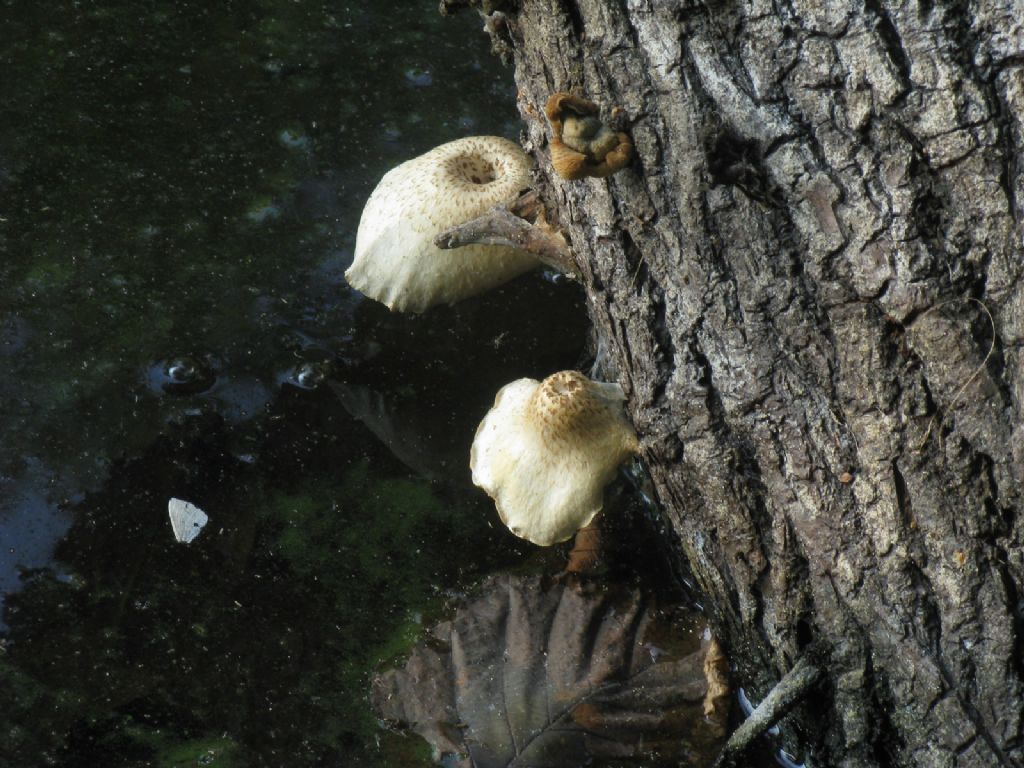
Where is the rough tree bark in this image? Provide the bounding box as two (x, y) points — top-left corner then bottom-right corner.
(445, 1), (1024, 766)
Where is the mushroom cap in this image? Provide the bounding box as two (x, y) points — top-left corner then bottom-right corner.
(470, 370), (640, 546)
(346, 136), (538, 313)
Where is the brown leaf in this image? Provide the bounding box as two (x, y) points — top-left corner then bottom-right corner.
(372, 573), (727, 767)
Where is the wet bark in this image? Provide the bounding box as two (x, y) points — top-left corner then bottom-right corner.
(446, 1), (1024, 766)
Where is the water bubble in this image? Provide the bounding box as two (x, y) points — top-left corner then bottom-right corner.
(284, 361), (329, 390)
(541, 269), (570, 285)
(147, 355), (217, 395)
(167, 360), (195, 382)
(246, 201), (282, 224)
(279, 127), (310, 150)
(404, 67), (433, 87)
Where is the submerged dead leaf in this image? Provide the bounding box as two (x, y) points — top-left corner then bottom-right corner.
(372, 573), (726, 767)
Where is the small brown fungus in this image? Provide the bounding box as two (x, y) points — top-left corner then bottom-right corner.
(703, 637), (731, 736)
(544, 92), (633, 180)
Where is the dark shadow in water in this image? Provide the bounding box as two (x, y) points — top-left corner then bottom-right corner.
(328, 274), (593, 486)
(0, 0), (536, 675)
(0, 275), (595, 768)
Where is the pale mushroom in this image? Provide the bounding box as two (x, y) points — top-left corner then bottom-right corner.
(470, 370), (640, 546)
(345, 136), (539, 313)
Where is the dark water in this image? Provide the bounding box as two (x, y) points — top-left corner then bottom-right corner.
(0, 3), (718, 767)
(0, 2), (592, 765)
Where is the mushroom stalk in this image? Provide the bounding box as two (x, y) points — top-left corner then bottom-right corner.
(564, 521), (604, 574)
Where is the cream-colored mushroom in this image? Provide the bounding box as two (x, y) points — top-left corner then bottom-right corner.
(345, 136), (539, 313)
(470, 370), (640, 546)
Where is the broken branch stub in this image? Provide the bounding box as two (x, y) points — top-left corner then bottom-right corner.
(433, 190), (577, 276)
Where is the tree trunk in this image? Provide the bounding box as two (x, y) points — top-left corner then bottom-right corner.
(448, 1), (1024, 766)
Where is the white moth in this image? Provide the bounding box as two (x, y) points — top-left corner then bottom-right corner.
(168, 497), (209, 544)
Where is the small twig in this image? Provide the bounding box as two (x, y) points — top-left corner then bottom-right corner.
(433, 191), (578, 276)
(713, 655), (822, 768)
